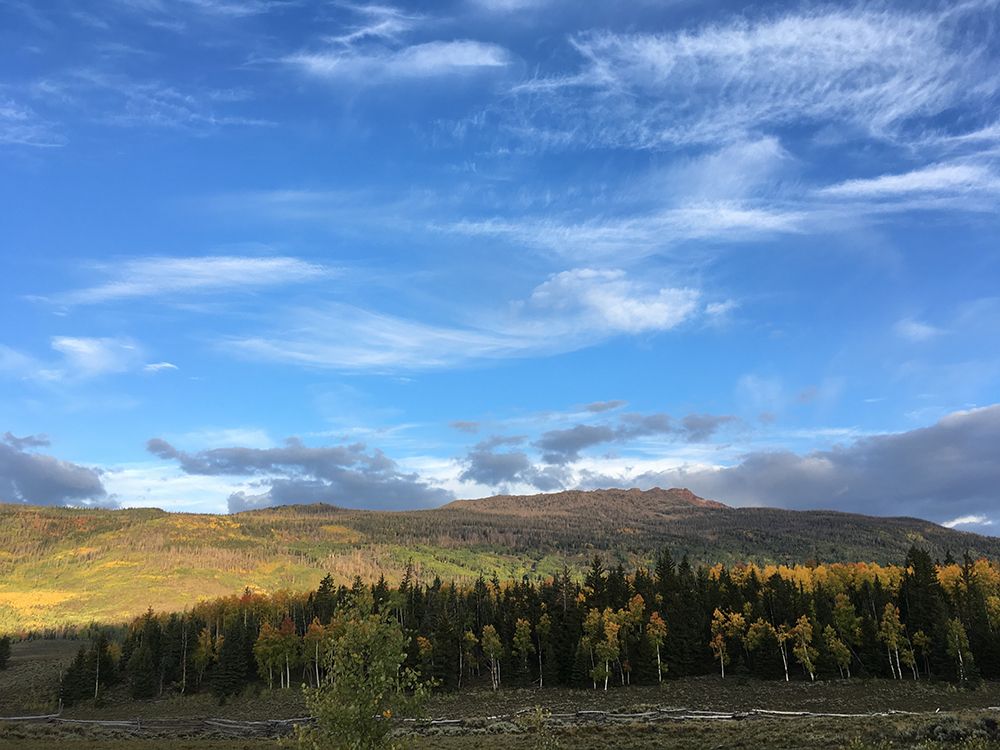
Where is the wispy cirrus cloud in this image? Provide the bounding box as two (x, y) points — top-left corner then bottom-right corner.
(894, 318), (945, 343)
(285, 39), (512, 82)
(325, 3), (422, 46)
(1, 336), (175, 382)
(817, 162), (1000, 202)
(47, 336), (143, 378)
(223, 267), (707, 371)
(502, 6), (999, 150)
(282, 2), (511, 83)
(45, 255), (331, 306)
(445, 204), (806, 261)
(143, 361), (179, 373)
(0, 97), (65, 147)
(19, 71), (271, 139)
(115, 0), (295, 21)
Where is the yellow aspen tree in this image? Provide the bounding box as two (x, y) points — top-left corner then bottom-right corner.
(647, 611), (668, 684)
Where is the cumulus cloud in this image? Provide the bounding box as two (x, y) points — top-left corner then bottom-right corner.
(449, 420), (481, 433)
(535, 424), (617, 464)
(454, 410), (738, 493)
(147, 435), (452, 511)
(0, 433), (110, 507)
(681, 414), (740, 442)
(2, 432), (50, 450)
(606, 405), (1000, 527)
(459, 436), (568, 491)
(585, 400), (626, 413)
(534, 411), (737, 465)
(527, 268), (700, 334)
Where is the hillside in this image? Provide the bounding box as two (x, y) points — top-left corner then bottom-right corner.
(2, 487), (998, 631)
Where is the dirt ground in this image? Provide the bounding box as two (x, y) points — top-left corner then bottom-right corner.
(2, 640), (999, 749)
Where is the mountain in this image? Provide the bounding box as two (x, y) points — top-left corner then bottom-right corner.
(1, 487), (997, 631)
(443, 487), (728, 515)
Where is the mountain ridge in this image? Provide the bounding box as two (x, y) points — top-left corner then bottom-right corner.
(441, 486), (729, 515)
(2, 487), (998, 630)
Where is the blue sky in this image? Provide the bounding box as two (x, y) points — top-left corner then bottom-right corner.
(1, 0), (999, 532)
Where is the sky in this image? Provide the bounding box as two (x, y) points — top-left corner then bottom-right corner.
(1, 0), (999, 533)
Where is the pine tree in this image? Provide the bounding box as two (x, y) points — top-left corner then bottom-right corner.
(213, 619), (249, 702)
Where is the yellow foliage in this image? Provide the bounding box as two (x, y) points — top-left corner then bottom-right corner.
(0, 589), (77, 613)
(319, 524), (362, 543)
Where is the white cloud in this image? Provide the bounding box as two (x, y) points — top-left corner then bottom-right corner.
(101, 461), (257, 513)
(226, 305), (534, 370)
(326, 4), (423, 46)
(527, 268), (699, 334)
(143, 361), (179, 373)
(2, 338), (162, 382)
(224, 268), (703, 370)
(819, 163), (1000, 199)
(504, 7), (996, 149)
(0, 344), (36, 375)
(48, 336), (143, 378)
(469, 0), (550, 11)
(445, 203), (805, 261)
(942, 514), (993, 529)
(51, 255), (330, 305)
(170, 427), (275, 450)
(895, 318), (945, 342)
(0, 98), (64, 148)
(118, 0), (289, 20)
(706, 300), (739, 318)
(286, 40), (511, 82)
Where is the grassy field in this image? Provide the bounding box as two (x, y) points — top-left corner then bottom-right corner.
(2, 641), (999, 749)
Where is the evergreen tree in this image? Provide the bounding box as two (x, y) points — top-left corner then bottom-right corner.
(213, 619), (249, 702)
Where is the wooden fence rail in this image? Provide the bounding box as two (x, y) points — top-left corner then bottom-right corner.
(1, 706), (997, 738)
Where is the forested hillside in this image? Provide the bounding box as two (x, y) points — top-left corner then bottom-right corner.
(53, 548), (1000, 709)
(2, 488), (999, 631)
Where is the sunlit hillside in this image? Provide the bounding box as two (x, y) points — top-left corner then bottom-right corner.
(2, 488), (998, 631)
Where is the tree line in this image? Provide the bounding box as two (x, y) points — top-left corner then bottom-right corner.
(55, 547), (1000, 705)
